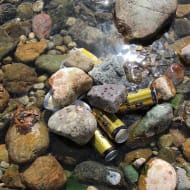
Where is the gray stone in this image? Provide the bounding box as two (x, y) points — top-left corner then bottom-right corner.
(174, 19), (190, 38)
(114, 0), (177, 41)
(87, 84), (127, 113)
(74, 161), (126, 187)
(0, 29), (15, 61)
(48, 105), (97, 145)
(88, 57), (128, 86)
(0, 3), (16, 25)
(127, 103), (173, 147)
(16, 2), (33, 20)
(68, 19), (111, 56)
(181, 44), (190, 65)
(176, 167), (190, 190)
(35, 54), (67, 74)
(63, 48), (95, 72)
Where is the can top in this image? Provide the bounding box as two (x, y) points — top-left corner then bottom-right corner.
(105, 149), (118, 162)
(114, 128), (128, 143)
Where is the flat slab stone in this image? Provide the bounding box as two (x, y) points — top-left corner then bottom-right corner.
(114, 0), (177, 41)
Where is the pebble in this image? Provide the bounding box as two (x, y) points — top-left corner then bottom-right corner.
(87, 84), (128, 113)
(28, 32), (35, 40)
(68, 41), (77, 48)
(22, 155), (67, 190)
(151, 75), (176, 101)
(48, 105), (97, 145)
(32, 0), (44, 12)
(37, 75), (48, 83)
(138, 158), (177, 190)
(182, 138), (190, 161)
(165, 63), (184, 85)
(48, 67), (93, 108)
(0, 161), (9, 169)
(33, 82), (45, 90)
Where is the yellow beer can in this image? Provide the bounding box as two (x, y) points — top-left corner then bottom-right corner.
(92, 108), (128, 143)
(92, 129), (118, 162)
(118, 88), (157, 112)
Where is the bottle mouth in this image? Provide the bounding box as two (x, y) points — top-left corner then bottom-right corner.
(105, 149), (118, 162)
(114, 128), (128, 143)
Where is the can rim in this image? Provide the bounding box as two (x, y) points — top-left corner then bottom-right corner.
(105, 149), (118, 162)
(114, 128), (128, 143)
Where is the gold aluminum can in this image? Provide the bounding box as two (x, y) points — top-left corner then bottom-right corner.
(92, 129), (118, 162)
(118, 88), (157, 112)
(92, 108), (128, 143)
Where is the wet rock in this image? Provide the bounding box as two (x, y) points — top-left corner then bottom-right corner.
(47, 0), (70, 33)
(174, 19), (190, 38)
(0, 84), (9, 112)
(87, 84), (127, 113)
(32, 13), (52, 39)
(169, 129), (187, 147)
(159, 134), (174, 148)
(2, 63), (37, 95)
(48, 105), (97, 145)
(127, 103), (173, 147)
(74, 161), (126, 187)
(150, 75), (176, 100)
(0, 144), (9, 163)
(1, 164), (25, 189)
(49, 67), (93, 107)
(22, 155), (67, 190)
(50, 133), (93, 168)
(16, 2), (33, 20)
(15, 41), (47, 63)
(114, 0), (177, 41)
(68, 19), (110, 56)
(122, 165), (139, 184)
(35, 54), (67, 74)
(0, 3), (16, 25)
(123, 61), (144, 84)
(2, 20), (31, 42)
(176, 167), (190, 190)
(165, 63), (184, 85)
(6, 107), (49, 164)
(123, 148), (152, 165)
(89, 57), (127, 86)
(0, 29), (15, 61)
(180, 43), (190, 64)
(176, 4), (190, 17)
(138, 158), (177, 190)
(158, 147), (178, 163)
(32, 0), (44, 13)
(170, 36), (190, 54)
(182, 138), (190, 161)
(63, 48), (98, 72)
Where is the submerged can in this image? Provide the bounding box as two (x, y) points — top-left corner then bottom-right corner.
(92, 108), (128, 143)
(92, 129), (118, 162)
(118, 88), (157, 112)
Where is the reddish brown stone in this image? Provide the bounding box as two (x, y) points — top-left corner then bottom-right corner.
(22, 155), (67, 190)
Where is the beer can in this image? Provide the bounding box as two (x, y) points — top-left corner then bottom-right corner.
(92, 108), (128, 143)
(118, 88), (157, 112)
(92, 129), (118, 162)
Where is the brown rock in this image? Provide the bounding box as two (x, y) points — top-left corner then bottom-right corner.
(15, 41), (47, 63)
(150, 75), (176, 100)
(6, 107), (49, 164)
(49, 67), (93, 107)
(123, 148), (152, 165)
(170, 36), (190, 54)
(3, 63), (37, 94)
(176, 4), (190, 18)
(0, 84), (9, 112)
(0, 144), (9, 163)
(22, 155), (67, 190)
(169, 129), (186, 147)
(182, 138), (190, 161)
(1, 164), (25, 189)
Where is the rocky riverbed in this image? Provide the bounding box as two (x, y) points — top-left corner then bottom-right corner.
(0, 0), (190, 190)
